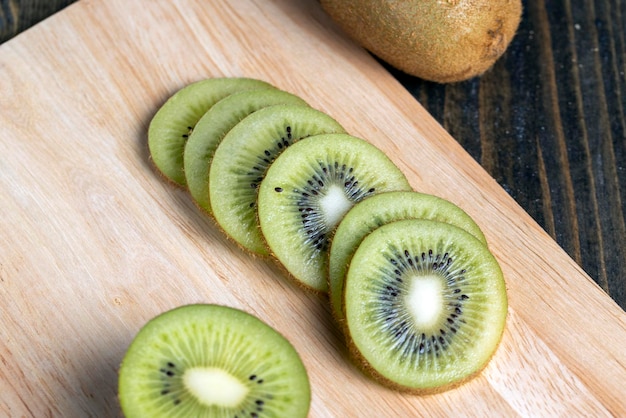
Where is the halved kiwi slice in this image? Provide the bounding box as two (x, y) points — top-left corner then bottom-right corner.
(257, 133), (412, 292)
(209, 104), (346, 255)
(183, 89), (309, 213)
(343, 219), (507, 394)
(118, 304), (310, 417)
(328, 191), (487, 323)
(148, 77), (273, 186)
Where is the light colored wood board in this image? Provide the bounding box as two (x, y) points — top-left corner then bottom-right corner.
(0, 0), (624, 416)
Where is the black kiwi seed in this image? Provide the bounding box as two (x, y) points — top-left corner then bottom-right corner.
(247, 128), (293, 189)
(294, 160), (379, 252)
(157, 361), (184, 405)
(181, 126), (192, 139)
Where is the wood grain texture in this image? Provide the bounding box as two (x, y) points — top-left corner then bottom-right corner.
(2, 0), (624, 310)
(0, 0), (625, 416)
(389, 0), (626, 310)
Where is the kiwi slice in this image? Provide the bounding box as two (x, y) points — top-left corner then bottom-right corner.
(209, 105), (346, 255)
(183, 89), (309, 213)
(257, 133), (412, 292)
(118, 304), (310, 417)
(148, 77), (274, 186)
(343, 219), (507, 394)
(328, 191), (487, 323)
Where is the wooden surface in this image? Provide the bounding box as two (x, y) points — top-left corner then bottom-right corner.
(2, 0), (625, 312)
(1, 0), (625, 416)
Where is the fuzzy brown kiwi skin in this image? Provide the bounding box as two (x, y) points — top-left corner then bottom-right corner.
(255, 211), (332, 296)
(344, 334), (504, 395)
(208, 213), (326, 296)
(320, 0), (522, 83)
(270, 252), (329, 296)
(208, 205), (330, 295)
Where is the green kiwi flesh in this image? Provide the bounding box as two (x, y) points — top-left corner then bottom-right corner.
(209, 105), (346, 256)
(118, 304), (311, 417)
(145, 77), (508, 396)
(343, 219), (507, 394)
(329, 191), (487, 323)
(257, 134), (412, 292)
(184, 89), (308, 213)
(148, 77), (273, 186)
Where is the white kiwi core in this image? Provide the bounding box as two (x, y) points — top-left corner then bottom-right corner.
(183, 367), (249, 408)
(320, 184), (353, 229)
(404, 274), (444, 329)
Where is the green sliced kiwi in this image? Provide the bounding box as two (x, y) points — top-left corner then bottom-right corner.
(184, 89), (309, 213)
(118, 304), (310, 417)
(148, 77), (274, 186)
(343, 219), (507, 394)
(328, 191), (487, 323)
(209, 105), (346, 256)
(257, 133), (412, 293)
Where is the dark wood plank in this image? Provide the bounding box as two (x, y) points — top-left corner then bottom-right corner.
(0, 0), (75, 43)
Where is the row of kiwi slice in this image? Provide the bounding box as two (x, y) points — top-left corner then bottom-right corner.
(148, 78), (275, 186)
(142, 77), (508, 400)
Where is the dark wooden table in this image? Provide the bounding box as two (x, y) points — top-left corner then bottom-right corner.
(2, 0), (624, 311)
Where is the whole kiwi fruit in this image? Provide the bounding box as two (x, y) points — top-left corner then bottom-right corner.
(320, 0), (522, 83)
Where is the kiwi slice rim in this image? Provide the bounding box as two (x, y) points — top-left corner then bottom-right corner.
(148, 77), (274, 186)
(208, 104), (346, 256)
(257, 133), (412, 293)
(343, 218), (507, 394)
(183, 89), (309, 213)
(118, 304), (311, 418)
(328, 190), (488, 323)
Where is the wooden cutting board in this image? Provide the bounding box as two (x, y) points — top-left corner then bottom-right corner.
(1, 0), (624, 416)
